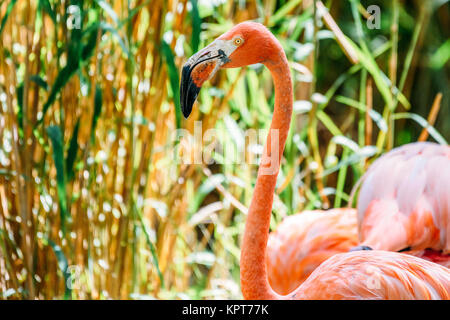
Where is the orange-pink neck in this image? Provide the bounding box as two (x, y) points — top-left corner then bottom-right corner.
(240, 49), (293, 300)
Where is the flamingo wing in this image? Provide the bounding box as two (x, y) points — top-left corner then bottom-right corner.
(296, 250), (450, 300)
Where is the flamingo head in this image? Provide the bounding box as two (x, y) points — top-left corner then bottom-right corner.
(180, 21), (279, 118)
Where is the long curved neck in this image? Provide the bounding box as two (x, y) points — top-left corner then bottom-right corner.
(240, 51), (293, 300)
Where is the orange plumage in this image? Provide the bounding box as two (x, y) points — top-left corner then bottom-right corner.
(357, 142), (450, 254)
(296, 251), (450, 300)
(181, 21), (450, 300)
(266, 208), (450, 296)
(266, 208), (358, 294)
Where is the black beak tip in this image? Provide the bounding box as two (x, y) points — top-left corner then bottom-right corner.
(180, 64), (201, 119)
(349, 245), (373, 252)
(181, 102), (193, 119)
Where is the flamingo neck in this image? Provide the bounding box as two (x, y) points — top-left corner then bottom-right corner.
(240, 52), (293, 300)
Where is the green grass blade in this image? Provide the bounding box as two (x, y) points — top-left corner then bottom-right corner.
(38, 0), (56, 24)
(317, 110), (343, 136)
(190, 0), (201, 53)
(334, 147), (350, 208)
(66, 118), (80, 181)
(392, 113), (448, 145)
(30, 75), (49, 90)
(0, 0), (17, 36)
(320, 146), (378, 177)
(429, 39), (450, 69)
(46, 126), (69, 235)
(335, 95), (388, 132)
(358, 69), (367, 147)
(91, 84), (103, 144)
(132, 199), (164, 288)
(268, 0), (303, 26)
(81, 24), (102, 61)
(119, 0), (150, 27)
(397, 8), (426, 96)
(16, 82), (24, 131)
(188, 174), (226, 216)
(318, 41), (391, 110)
(94, 0), (119, 25)
(98, 22), (130, 57)
(161, 40), (181, 129)
(46, 238), (71, 299)
(38, 62), (79, 124)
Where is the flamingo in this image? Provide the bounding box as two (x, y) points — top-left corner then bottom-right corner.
(267, 208), (449, 295)
(267, 142), (450, 293)
(180, 21), (450, 299)
(354, 142), (450, 257)
(266, 208), (358, 295)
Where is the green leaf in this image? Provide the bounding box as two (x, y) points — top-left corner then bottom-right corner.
(38, 20), (119, 124)
(38, 59), (80, 124)
(119, 0), (151, 27)
(188, 174), (226, 215)
(29, 75), (49, 90)
(318, 41), (391, 110)
(335, 95), (388, 133)
(392, 113), (448, 145)
(0, 0), (17, 36)
(46, 126), (70, 235)
(82, 22), (129, 61)
(66, 119), (80, 181)
(343, 5), (411, 111)
(189, 0), (201, 53)
(429, 39), (450, 69)
(334, 147), (350, 208)
(46, 238), (71, 299)
(268, 0), (303, 26)
(132, 199), (164, 288)
(91, 84), (103, 144)
(38, 0), (56, 24)
(98, 22), (129, 57)
(81, 24), (101, 61)
(161, 40), (181, 129)
(16, 82), (24, 131)
(94, 0), (119, 25)
(320, 146), (378, 177)
(18, 75), (48, 130)
(317, 110), (343, 136)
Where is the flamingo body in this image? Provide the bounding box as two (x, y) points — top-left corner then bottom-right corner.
(266, 208), (358, 294)
(408, 249), (450, 268)
(358, 142), (450, 253)
(296, 250), (450, 300)
(267, 208), (450, 296)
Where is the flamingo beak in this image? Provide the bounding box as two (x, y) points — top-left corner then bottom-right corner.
(180, 41), (231, 118)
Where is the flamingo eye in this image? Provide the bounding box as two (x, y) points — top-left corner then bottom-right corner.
(233, 37), (243, 46)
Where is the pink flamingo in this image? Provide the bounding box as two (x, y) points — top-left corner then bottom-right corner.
(354, 142), (450, 261)
(267, 206), (449, 295)
(266, 208), (358, 295)
(180, 21), (450, 299)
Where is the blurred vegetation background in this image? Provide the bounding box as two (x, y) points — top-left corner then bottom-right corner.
(0, 0), (448, 299)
